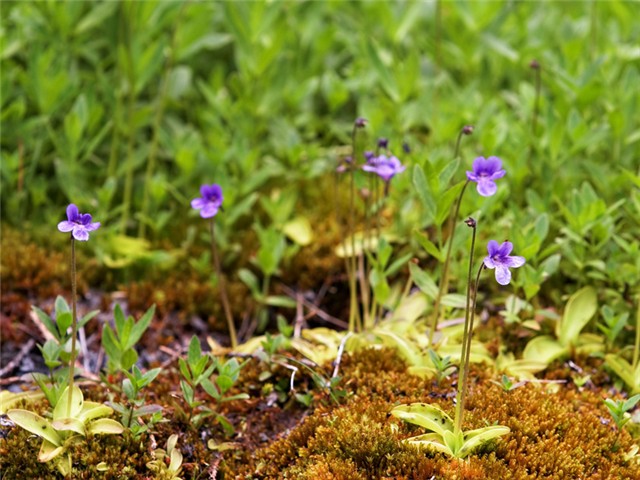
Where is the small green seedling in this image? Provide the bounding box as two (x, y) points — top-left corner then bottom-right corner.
(491, 374), (526, 392)
(604, 394), (640, 430)
(7, 386), (123, 476)
(390, 403), (509, 459)
(178, 335), (249, 433)
(32, 296), (99, 407)
(428, 349), (456, 384)
(108, 365), (163, 438)
(102, 304), (156, 374)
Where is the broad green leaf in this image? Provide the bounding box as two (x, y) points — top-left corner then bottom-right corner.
(375, 331), (421, 367)
(126, 304), (156, 350)
(557, 287), (598, 346)
(409, 262), (438, 299)
(7, 409), (62, 445)
(413, 165), (436, 221)
(390, 403), (454, 438)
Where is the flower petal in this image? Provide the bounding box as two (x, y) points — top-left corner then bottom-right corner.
(466, 171), (478, 182)
(58, 221), (75, 233)
(484, 156), (503, 174)
(495, 265), (512, 285)
(484, 256), (497, 269)
(200, 204), (219, 218)
(476, 178), (497, 197)
(79, 213), (93, 225)
(486, 240), (500, 257)
(72, 226), (89, 241)
(191, 198), (206, 209)
(210, 184), (223, 203)
(504, 255), (525, 268)
(85, 222), (101, 232)
(490, 169), (506, 180)
(471, 157), (487, 174)
(497, 241), (514, 257)
(66, 204), (79, 222)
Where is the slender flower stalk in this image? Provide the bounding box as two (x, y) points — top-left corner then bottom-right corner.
(454, 227), (525, 436)
(210, 219), (237, 348)
(428, 155), (506, 345)
(633, 298), (640, 371)
(57, 204), (101, 416)
(453, 218), (478, 436)
(191, 184), (237, 347)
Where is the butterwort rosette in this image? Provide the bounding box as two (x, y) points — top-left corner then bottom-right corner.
(466, 156), (506, 197)
(362, 154), (406, 183)
(483, 240), (525, 285)
(191, 184), (223, 218)
(57, 204), (101, 241)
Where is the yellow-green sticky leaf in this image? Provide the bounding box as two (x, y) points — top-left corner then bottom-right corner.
(458, 425), (510, 458)
(7, 409), (62, 446)
(78, 402), (113, 423)
(38, 439), (65, 463)
(0, 390), (44, 414)
(283, 216), (313, 246)
(557, 286), (598, 347)
(51, 417), (85, 435)
(96, 462), (108, 472)
(87, 418), (124, 435)
(390, 403), (454, 437)
(53, 386), (84, 421)
(522, 335), (567, 365)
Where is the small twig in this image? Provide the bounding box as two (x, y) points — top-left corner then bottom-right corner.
(0, 338), (35, 378)
(280, 284), (348, 329)
(294, 291), (304, 339)
(332, 332), (353, 379)
(29, 310), (56, 342)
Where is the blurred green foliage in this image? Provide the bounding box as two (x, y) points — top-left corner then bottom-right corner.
(1, 0), (639, 306)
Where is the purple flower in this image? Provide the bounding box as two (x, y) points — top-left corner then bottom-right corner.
(57, 204), (101, 241)
(362, 154), (405, 182)
(483, 240), (525, 285)
(466, 156), (506, 197)
(191, 184), (223, 218)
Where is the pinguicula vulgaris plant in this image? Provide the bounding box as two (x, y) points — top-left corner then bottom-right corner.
(428, 152), (507, 345)
(192, 183), (237, 348)
(337, 119), (407, 332)
(7, 205), (123, 476)
(392, 218), (524, 458)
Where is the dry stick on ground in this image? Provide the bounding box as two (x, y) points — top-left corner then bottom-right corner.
(280, 284), (348, 329)
(0, 338), (35, 378)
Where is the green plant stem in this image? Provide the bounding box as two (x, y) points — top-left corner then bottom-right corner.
(634, 298), (640, 370)
(453, 128), (465, 160)
(210, 219), (237, 348)
(120, 3), (137, 234)
(428, 179), (470, 345)
(532, 66), (541, 138)
(66, 237), (78, 417)
(454, 226), (484, 435)
(348, 124), (361, 332)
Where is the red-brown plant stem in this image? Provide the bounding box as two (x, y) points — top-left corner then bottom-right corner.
(454, 221), (483, 435)
(428, 179), (470, 345)
(210, 219), (237, 348)
(66, 237), (78, 417)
